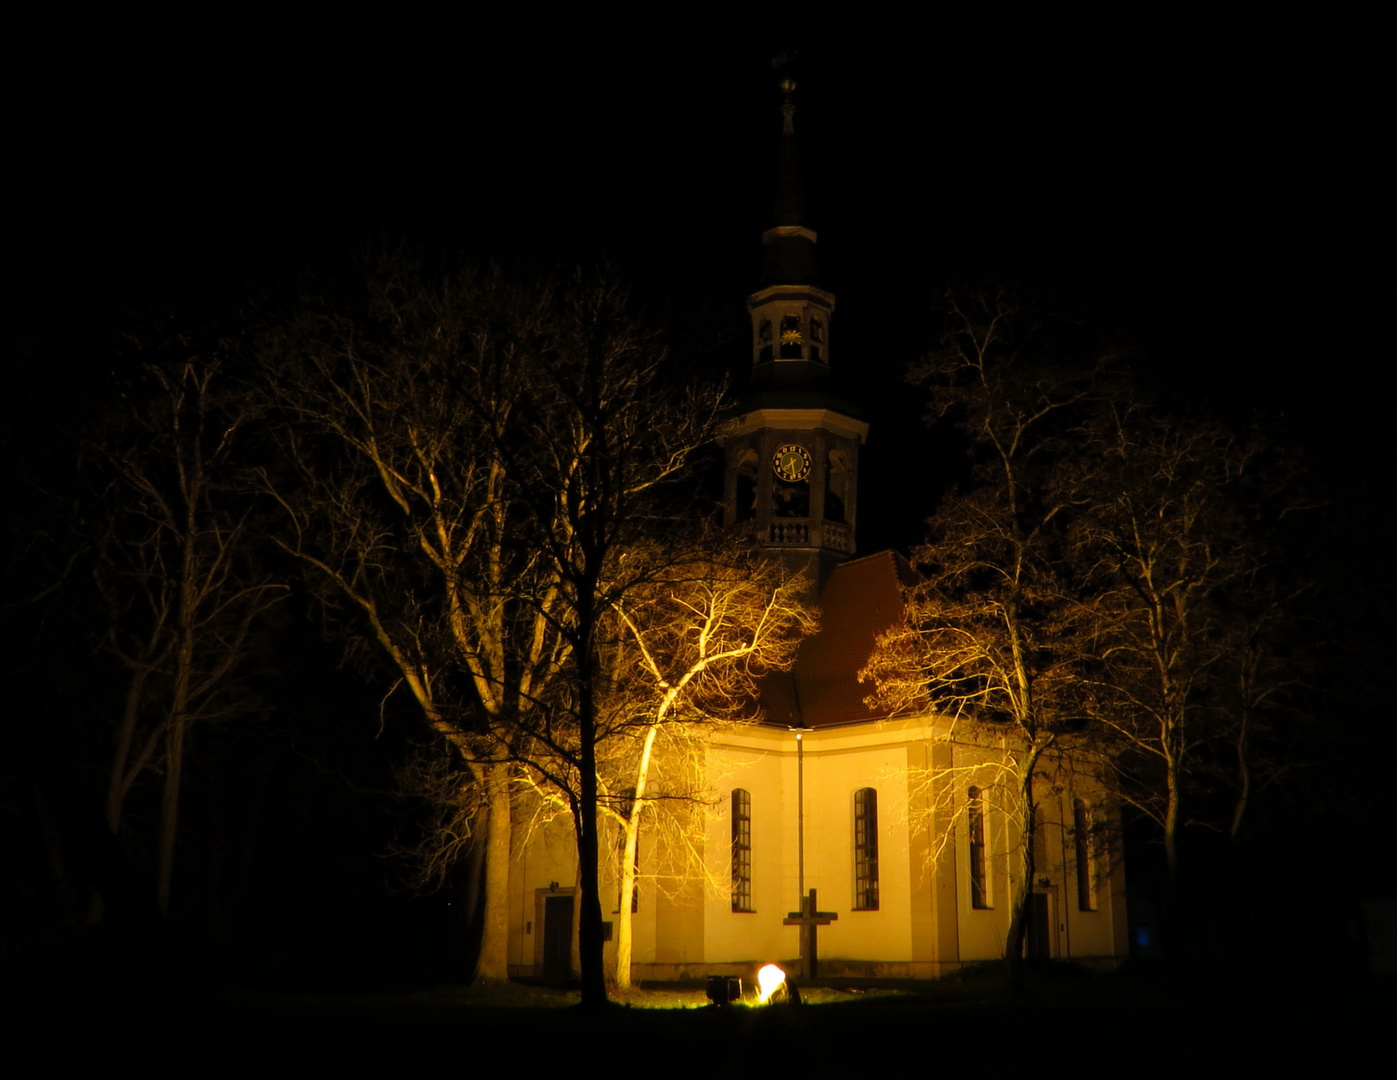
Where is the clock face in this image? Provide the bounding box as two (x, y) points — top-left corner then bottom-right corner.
(772, 443), (812, 483)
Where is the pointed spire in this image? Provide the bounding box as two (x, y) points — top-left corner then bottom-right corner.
(730, 59), (869, 589)
(762, 60), (819, 286)
(772, 74), (806, 227)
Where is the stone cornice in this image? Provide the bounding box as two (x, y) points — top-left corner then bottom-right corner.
(730, 407), (870, 443)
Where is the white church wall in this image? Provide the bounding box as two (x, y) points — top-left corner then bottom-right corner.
(702, 731), (793, 963)
(799, 730), (914, 963)
(508, 810), (578, 978)
(949, 746), (1018, 962)
(505, 716), (1128, 979)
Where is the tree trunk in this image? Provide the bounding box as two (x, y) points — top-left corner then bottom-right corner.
(475, 764), (512, 983)
(157, 624), (196, 916)
(158, 472), (203, 918)
(108, 663), (150, 834)
(1162, 760), (1183, 961)
(613, 817), (638, 991)
(1229, 705), (1252, 842)
(575, 633), (609, 1009)
(156, 708), (187, 916)
(1003, 758), (1039, 997)
(1004, 856), (1030, 995)
(460, 806), (488, 975)
(613, 722), (659, 990)
(570, 881), (583, 980)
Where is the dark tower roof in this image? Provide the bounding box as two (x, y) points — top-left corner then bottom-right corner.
(726, 64), (870, 595)
(760, 76), (820, 287)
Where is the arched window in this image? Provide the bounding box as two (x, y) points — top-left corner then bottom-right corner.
(779, 315), (803, 359)
(757, 320), (773, 363)
(1074, 799), (1097, 912)
(731, 789), (753, 912)
(853, 788), (879, 910)
(825, 450), (849, 524)
(734, 448), (758, 524)
(968, 787), (990, 909)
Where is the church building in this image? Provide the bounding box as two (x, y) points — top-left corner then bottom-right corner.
(506, 82), (1129, 984)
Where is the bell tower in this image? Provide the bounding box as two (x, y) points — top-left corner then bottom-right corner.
(724, 69), (869, 590)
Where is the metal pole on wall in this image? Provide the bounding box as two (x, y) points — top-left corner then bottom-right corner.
(796, 728), (805, 903)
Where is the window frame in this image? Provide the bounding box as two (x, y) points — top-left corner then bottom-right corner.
(968, 786), (991, 910)
(731, 788), (753, 913)
(778, 314), (804, 359)
(853, 787), (880, 911)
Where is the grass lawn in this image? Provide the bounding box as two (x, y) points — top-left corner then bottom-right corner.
(209, 968), (1392, 1077)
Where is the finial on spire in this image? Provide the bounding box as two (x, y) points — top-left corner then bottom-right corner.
(772, 51), (798, 134)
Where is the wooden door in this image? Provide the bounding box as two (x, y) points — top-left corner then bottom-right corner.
(542, 895), (574, 980)
(1027, 892), (1053, 959)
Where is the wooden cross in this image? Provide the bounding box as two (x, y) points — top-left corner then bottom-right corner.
(783, 888), (837, 979)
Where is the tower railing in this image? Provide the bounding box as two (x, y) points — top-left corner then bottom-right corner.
(766, 519), (851, 553)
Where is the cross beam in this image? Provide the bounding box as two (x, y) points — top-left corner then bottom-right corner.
(783, 888), (838, 979)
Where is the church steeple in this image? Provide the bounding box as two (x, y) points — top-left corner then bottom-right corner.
(760, 74), (819, 288)
(747, 67), (834, 384)
(724, 67), (869, 591)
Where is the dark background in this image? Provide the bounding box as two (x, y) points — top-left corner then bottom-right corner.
(3, 21), (1387, 985)
(9, 21), (1382, 542)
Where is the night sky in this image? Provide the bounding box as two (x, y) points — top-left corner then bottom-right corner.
(4, 22), (1389, 976)
(7, 25), (1380, 554)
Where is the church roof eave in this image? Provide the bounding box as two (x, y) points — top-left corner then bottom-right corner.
(729, 401), (870, 441)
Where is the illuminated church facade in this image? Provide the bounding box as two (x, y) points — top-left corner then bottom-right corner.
(505, 86), (1129, 983)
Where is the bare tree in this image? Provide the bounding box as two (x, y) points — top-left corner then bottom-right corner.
(863, 286), (1110, 990)
(480, 273), (730, 1007)
(602, 545), (816, 988)
(1071, 406), (1312, 917)
(259, 260), (571, 983)
(1216, 574), (1312, 844)
(262, 260), (729, 1004)
(1073, 411), (1240, 893)
(92, 355), (284, 915)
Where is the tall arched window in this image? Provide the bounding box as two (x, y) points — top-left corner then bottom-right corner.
(853, 787), (879, 910)
(731, 789), (753, 912)
(968, 787), (990, 909)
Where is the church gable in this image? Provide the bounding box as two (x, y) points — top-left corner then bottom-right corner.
(763, 550), (917, 729)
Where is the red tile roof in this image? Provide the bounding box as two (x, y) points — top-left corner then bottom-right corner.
(759, 550), (917, 729)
